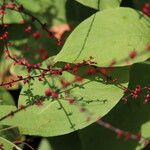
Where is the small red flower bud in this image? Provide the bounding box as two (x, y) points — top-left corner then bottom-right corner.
(24, 26), (32, 33)
(129, 50), (137, 59)
(52, 91), (59, 99)
(74, 75), (83, 82)
(116, 130), (123, 139)
(125, 132), (131, 140)
(68, 99), (75, 105)
(45, 88), (52, 97)
(32, 32), (41, 38)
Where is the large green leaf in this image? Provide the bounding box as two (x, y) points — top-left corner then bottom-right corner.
(0, 0), (67, 25)
(79, 61), (150, 150)
(55, 8), (150, 67)
(0, 0), (96, 26)
(0, 59), (129, 136)
(75, 0), (122, 10)
(0, 137), (22, 150)
(0, 88), (22, 148)
(0, 88), (14, 105)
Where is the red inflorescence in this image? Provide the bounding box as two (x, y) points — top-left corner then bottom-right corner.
(142, 3), (150, 16)
(144, 93), (150, 104)
(32, 32), (41, 39)
(60, 79), (70, 88)
(24, 26), (32, 33)
(125, 132), (131, 141)
(51, 91), (59, 99)
(132, 85), (141, 99)
(74, 75), (83, 82)
(129, 50), (137, 59)
(116, 129), (123, 139)
(45, 88), (52, 97)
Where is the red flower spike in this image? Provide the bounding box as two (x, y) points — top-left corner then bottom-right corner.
(3, 49), (10, 55)
(64, 63), (72, 70)
(74, 75), (83, 82)
(37, 48), (45, 54)
(38, 77), (43, 81)
(142, 3), (150, 16)
(52, 91), (59, 99)
(24, 26), (32, 33)
(57, 40), (62, 46)
(40, 51), (49, 60)
(68, 99), (75, 105)
(6, 42), (12, 46)
(45, 88), (52, 97)
(125, 132), (131, 140)
(124, 88), (129, 94)
(116, 130), (123, 139)
(145, 3), (150, 8)
(60, 79), (70, 88)
(100, 68), (107, 75)
(136, 132), (141, 141)
(51, 69), (62, 75)
(146, 43), (150, 51)
(5, 3), (16, 8)
(132, 85), (142, 99)
(144, 140), (149, 147)
(72, 66), (78, 73)
(0, 11), (6, 15)
(86, 68), (97, 75)
(147, 86), (150, 91)
(144, 99), (149, 104)
(41, 71), (46, 77)
(0, 36), (3, 40)
(129, 50), (137, 59)
(32, 32), (41, 39)
(33, 63), (41, 69)
(146, 94), (150, 99)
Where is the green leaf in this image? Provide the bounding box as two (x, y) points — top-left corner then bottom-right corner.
(0, 137), (22, 150)
(0, 59), (129, 136)
(1, 0), (96, 26)
(0, 88), (14, 105)
(78, 61), (150, 150)
(0, 0), (67, 25)
(75, 0), (122, 10)
(55, 8), (150, 67)
(0, 88), (22, 146)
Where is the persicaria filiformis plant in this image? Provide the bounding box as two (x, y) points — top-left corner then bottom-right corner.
(0, 0), (150, 150)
